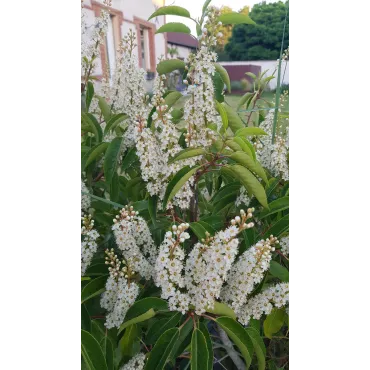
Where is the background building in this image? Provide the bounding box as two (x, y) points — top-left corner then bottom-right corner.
(82, 0), (167, 89)
(166, 32), (198, 60)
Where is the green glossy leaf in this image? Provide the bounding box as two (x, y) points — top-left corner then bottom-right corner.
(263, 215), (289, 238)
(199, 323), (213, 370)
(269, 261), (289, 282)
(121, 147), (138, 172)
(118, 309), (156, 334)
(216, 316), (254, 368)
(164, 91), (183, 110)
(238, 92), (254, 110)
(81, 329), (108, 370)
(245, 327), (266, 370)
(213, 193), (237, 214)
(120, 324), (139, 357)
(85, 263), (108, 277)
(230, 152), (268, 183)
(100, 336), (114, 370)
(169, 148), (206, 164)
(215, 100), (228, 131)
(82, 113), (103, 143)
(211, 182), (241, 204)
(239, 137), (257, 161)
(197, 221), (216, 236)
(206, 302), (236, 320)
(146, 312), (182, 344)
(157, 59), (186, 75)
(81, 304), (91, 332)
(212, 71), (225, 102)
(83, 142), (109, 169)
(97, 96), (111, 122)
(81, 275), (107, 304)
(163, 166), (200, 208)
(217, 12), (256, 25)
(104, 137), (123, 184)
(235, 127), (268, 137)
(215, 63), (231, 93)
(191, 329), (209, 370)
(263, 308), (285, 339)
(225, 139), (242, 152)
(222, 104), (245, 133)
(156, 23), (190, 35)
(125, 298), (168, 322)
(259, 197), (289, 218)
(144, 328), (180, 370)
(202, 0), (212, 14)
(104, 113), (128, 134)
(148, 5), (190, 20)
(228, 164), (268, 208)
(86, 81), (94, 112)
(189, 222), (208, 240)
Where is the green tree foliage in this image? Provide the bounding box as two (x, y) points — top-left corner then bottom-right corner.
(223, 1), (289, 61)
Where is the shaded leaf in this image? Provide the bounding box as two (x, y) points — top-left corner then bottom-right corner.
(144, 328), (180, 370)
(191, 329), (209, 370)
(148, 5), (190, 20)
(157, 59), (186, 75)
(81, 329), (108, 370)
(156, 23), (190, 35)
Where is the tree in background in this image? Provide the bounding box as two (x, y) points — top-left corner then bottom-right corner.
(222, 1), (289, 61)
(209, 5), (249, 52)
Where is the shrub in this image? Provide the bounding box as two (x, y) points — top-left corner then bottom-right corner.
(81, 2), (289, 369)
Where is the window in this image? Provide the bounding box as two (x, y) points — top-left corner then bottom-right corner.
(140, 27), (149, 71)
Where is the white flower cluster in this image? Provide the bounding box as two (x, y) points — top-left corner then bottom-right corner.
(81, 214), (100, 276)
(135, 73), (198, 209)
(221, 235), (278, 313)
(81, 4), (110, 75)
(235, 186), (251, 207)
(112, 206), (156, 279)
(81, 180), (91, 212)
(280, 236), (289, 255)
(101, 249), (139, 329)
(183, 8), (223, 149)
(120, 353), (146, 370)
(154, 223), (191, 314)
(257, 111), (289, 181)
(183, 45), (220, 148)
(107, 30), (149, 149)
(237, 283), (289, 326)
(184, 210), (255, 315)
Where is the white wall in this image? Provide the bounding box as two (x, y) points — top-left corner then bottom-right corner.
(82, 0), (166, 76)
(219, 60), (289, 90)
(167, 44), (194, 60)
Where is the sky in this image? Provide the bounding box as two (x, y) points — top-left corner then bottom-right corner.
(166, 0), (278, 35)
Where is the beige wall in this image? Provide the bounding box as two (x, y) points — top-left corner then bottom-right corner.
(82, 0), (167, 79)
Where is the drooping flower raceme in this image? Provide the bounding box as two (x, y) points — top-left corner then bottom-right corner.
(237, 283), (289, 326)
(221, 235), (279, 313)
(184, 209), (255, 315)
(154, 223), (191, 314)
(120, 352), (146, 370)
(182, 7), (223, 149)
(81, 214), (100, 276)
(135, 73), (198, 209)
(100, 249), (139, 329)
(280, 236), (289, 256)
(81, 180), (91, 212)
(112, 206), (156, 279)
(256, 94), (289, 181)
